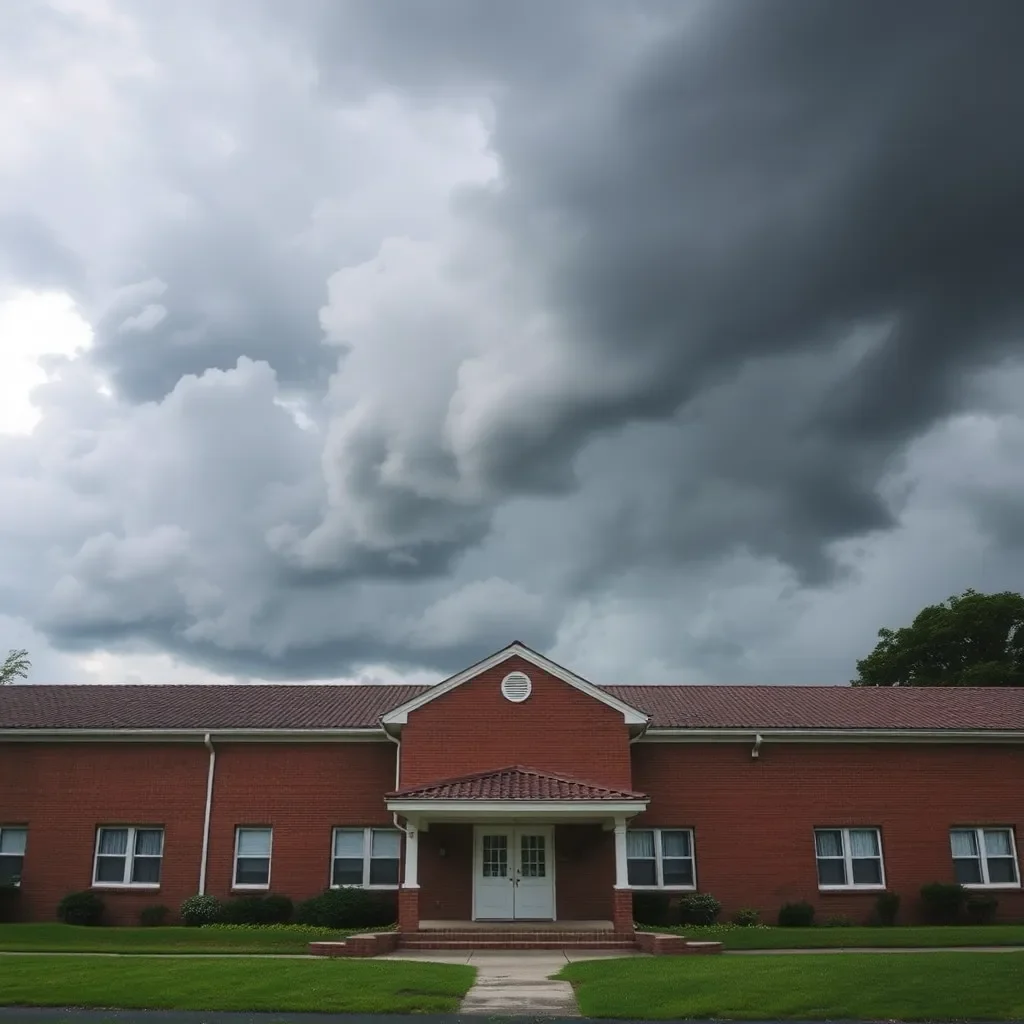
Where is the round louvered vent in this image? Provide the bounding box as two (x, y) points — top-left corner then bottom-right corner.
(501, 671), (532, 703)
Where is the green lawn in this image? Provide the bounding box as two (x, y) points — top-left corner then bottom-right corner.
(640, 923), (1024, 949)
(0, 955), (476, 1014)
(0, 923), (360, 954)
(560, 952), (1024, 1020)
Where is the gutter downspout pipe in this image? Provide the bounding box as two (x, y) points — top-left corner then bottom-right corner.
(385, 729), (409, 836)
(198, 732), (216, 895)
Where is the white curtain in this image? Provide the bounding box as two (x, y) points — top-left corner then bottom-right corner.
(627, 831), (655, 858)
(984, 830), (1012, 856)
(98, 829), (128, 855)
(135, 830), (163, 856)
(815, 831), (843, 857)
(0, 829), (26, 855)
(371, 830), (401, 858)
(334, 830), (363, 857)
(951, 830), (979, 857)
(237, 829), (271, 857)
(849, 830), (879, 858)
(661, 831), (690, 858)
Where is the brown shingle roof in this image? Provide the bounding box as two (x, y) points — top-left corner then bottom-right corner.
(0, 682), (1022, 732)
(388, 765), (646, 801)
(603, 685), (1024, 731)
(0, 684), (429, 730)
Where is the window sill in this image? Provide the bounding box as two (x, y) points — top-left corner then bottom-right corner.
(818, 885), (886, 893)
(231, 885), (271, 892)
(330, 884), (400, 891)
(91, 885), (161, 892)
(963, 883), (1022, 891)
(627, 885), (697, 892)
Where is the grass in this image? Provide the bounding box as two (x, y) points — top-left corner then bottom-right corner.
(0, 955), (476, 1014)
(559, 951), (1024, 1020)
(639, 922), (1024, 948)
(0, 923), (364, 954)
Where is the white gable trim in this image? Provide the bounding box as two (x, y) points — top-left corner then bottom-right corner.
(380, 643), (648, 726)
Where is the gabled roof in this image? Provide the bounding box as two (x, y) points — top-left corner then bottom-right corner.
(605, 684), (1024, 732)
(380, 642), (648, 727)
(388, 765), (646, 801)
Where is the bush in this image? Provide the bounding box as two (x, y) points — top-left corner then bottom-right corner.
(0, 884), (21, 924)
(294, 888), (396, 929)
(824, 914), (854, 927)
(733, 907), (760, 927)
(631, 891), (672, 927)
(221, 894), (293, 925)
(965, 893), (999, 925)
(777, 900), (815, 927)
(180, 894), (223, 927)
(678, 892), (722, 926)
(139, 904), (170, 927)
(874, 890), (900, 926)
(920, 882), (966, 925)
(57, 891), (104, 926)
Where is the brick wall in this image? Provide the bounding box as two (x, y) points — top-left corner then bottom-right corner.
(398, 655), (633, 790)
(554, 824), (614, 921)
(632, 740), (1024, 922)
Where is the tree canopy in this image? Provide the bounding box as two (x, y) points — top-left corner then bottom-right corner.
(0, 649), (30, 685)
(853, 589), (1024, 686)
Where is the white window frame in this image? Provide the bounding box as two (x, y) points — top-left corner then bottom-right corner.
(233, 827), (273, 890)
(0, 826), (27, 887)
(950, 827), (1021, 889)
(330, 827), (401, 890)
(92, 826), (164, 889)
(814, 827), (886, 891)
(626, 828), (697, 890)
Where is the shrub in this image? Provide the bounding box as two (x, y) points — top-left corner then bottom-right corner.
(632, 891), (672, 927)
(221, 894), (293, 925)
(139, 904), (170, 927)
(824, 914), (854, 927)
(965, 893), (999, 925)
(0, 884), (21, 924)
(294, 888), (396, 929)
(733, 907), (760, 927)
(874, 890), (901, 926)
(678, 892), (722, 926)
(920, 882), (966, 925)
(777, 900), (815, 927)
(57, 891), (104, 926)
(180, 894), (223, 927)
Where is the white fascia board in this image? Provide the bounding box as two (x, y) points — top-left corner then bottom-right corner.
(385, 798), (649, 814)
(380, 643), (648, 726)
(0, 728), (389, 743)
(640, 728), (1024, 744)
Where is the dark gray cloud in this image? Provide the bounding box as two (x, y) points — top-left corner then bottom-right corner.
(4, 0), (1024, 682)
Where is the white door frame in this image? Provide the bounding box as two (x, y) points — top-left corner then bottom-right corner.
(472, 824), (557, 921)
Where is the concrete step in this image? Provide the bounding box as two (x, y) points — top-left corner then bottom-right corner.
(400, 938), (637, 950)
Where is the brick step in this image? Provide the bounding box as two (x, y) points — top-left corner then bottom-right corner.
(399, 939), (639, 950)
(403, 931), (633, 943)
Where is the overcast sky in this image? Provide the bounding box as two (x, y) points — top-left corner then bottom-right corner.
(3, 0), (1024, 686)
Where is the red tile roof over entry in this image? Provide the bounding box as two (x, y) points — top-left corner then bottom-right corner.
(0, 682), (1022, 732)
(388, 766), (646, 801)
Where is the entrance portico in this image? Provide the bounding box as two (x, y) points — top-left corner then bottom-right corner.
(385, 766), (648, 933)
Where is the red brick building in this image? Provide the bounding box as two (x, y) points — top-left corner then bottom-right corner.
(2, 642), (1023, 930)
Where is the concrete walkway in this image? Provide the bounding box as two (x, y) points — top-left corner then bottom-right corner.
(381, 948), (644, 1017)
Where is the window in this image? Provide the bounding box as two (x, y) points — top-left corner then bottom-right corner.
(627, 829), (695, 888)
(234, 827), (272, 888)
(0, 827), (27, 886)
(814, 828), (885, 889)
(332, 828), (400, 888)
(951, 828), (1020, 887)
(93, 827), (163, 887)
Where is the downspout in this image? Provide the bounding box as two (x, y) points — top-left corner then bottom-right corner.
(198, 732), (216, 895)
(385, 729), (409, 836)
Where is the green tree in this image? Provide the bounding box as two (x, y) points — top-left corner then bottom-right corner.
(853, 589), (1024, 686)
(0, 649), (30, 685)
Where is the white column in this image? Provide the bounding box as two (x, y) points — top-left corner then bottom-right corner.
(613, 816), (629, 889)
(403, 826), (419, 888)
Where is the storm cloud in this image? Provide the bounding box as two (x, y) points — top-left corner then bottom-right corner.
(3, 0), (1024, 684)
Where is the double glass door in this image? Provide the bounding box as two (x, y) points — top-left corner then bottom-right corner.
(474, 826), (554, 920)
